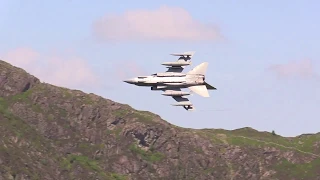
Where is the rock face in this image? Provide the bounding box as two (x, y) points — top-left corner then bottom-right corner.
(0, 59), (320, 180)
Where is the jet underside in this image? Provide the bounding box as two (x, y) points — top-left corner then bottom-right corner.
(123, 51), (217, 111)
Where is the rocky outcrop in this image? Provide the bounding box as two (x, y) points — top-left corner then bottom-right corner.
(0, 61), (40, 97)
(0, 60), (320, 180)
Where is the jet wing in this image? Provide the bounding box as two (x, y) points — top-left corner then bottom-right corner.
(162, 51), (195, 73)
(171, 96), (195, 111)
(162, 88), (195, 111)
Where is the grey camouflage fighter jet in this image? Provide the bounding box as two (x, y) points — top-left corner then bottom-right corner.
(123, 51), (217, 111)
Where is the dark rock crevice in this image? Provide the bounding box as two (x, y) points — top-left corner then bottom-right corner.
(133, 132), (149, 147)
(22, 82), (31, 92)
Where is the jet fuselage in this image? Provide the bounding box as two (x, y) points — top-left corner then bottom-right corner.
(124, 74), (205, 89)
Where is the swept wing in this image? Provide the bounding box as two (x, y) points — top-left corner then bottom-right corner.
(161, 87), (195, 111)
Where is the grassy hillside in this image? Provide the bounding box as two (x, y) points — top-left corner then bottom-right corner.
(0, 60), (320, 180)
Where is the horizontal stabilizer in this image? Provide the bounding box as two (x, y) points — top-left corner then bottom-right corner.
(188, 85), (209, 97)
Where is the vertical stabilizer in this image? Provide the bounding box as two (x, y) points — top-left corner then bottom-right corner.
(187, 62), (208, 75)
(188, 85), (209, 97)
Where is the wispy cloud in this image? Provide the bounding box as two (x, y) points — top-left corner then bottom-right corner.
(1, 48), (100, 89)
(268, 59), (319, 80)
(3, 47), (39, 68)
(93, 5), (223, 42)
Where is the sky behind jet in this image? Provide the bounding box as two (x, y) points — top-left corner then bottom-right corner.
(0, 1), (319, 136)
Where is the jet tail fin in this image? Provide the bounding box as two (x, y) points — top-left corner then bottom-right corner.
(188, 85), (209, 97)
(187, 62), (214, 97)
(205, 82), (217, 90)
(187, 62), (208, 75)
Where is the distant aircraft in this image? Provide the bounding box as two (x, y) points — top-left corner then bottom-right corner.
(123, 51), (217, 111)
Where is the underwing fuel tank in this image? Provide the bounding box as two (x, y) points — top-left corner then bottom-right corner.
(163, 82), (185, 85)
(171, 102), (193, 106)
(161, 90), (190, 96)
(155, 72), (186, 77)
(151, 86), (167, 90)
(161, 61), (191, 66)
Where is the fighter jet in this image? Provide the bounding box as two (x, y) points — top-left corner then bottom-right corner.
(123, 51), (217, 111)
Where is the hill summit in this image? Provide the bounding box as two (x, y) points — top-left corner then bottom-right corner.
(0, 60), (320, 180)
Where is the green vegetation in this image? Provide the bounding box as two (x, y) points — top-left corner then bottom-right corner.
(203, 167), (215, 174)
(61, 88), (72, 98)
(77, 143), (105, 155)
(113, 109), (128, 118)
(274, 158), (320, 179)
(196, 131), (227, 145)
(58, 108), (67, 117)
(5, 87), (44, 113)
(106, 127), (122, 139)
(0, 99), (41, 148)
(31, 104), (42, 113)
(0, 97), (60, 180)
(135, 110), (157, 118)
(61, 154), (128, 180)
(82, 96), (94, 104)
(198, 128), (320, 155)
(110, 173), (128, 180)
(227, 135), (279, 148)
(61, 155), (107, 177)
(129, 144), (165, 162)
(131, 111), (153, 122)
(0, 97), (8, 110)
(113, 108), (154, 123)
(47, 114), (54, 121)
(10, 89), (33, 102)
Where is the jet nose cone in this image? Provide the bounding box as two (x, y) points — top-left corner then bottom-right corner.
(123, 78), (135, 84)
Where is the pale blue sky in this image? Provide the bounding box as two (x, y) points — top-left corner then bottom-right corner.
(0, 1), (319, 137)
